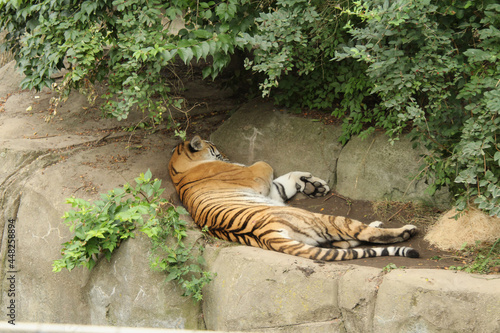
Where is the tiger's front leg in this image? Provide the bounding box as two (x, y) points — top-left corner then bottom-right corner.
(270, 172), (330, 203)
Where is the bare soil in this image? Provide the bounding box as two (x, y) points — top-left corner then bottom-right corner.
(289, 194), (462, 270)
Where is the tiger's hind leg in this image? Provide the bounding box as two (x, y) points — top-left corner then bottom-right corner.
(325, 215), (417, 245)
(262, 210), (418, 259)
(331, 239), (362, 249)
(319, 218), (419, 258)
(270, 172), (329, 202)
(330, 221), (383, 248)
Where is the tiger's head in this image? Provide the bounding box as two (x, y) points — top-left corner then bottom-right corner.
(169, 135), (227, 177)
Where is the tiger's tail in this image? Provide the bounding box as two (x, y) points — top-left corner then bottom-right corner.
(270, 240), (419, 261)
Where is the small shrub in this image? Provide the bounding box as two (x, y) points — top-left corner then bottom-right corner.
(53, 170), (214, 301)
(448, 239), (500, 274)
(382, 263), (406, 273)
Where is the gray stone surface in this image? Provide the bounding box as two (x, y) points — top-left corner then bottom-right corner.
(0, 61), (23, 97)
(85, 232), (202, 328)
(211, 101), (451, 207)
(1, 142), (201, 327)
(336, 133), (450, 208)
(0, 62), (201, 328)
(203, 246), (343, 332)
(338, 266), (381, 333)
(373, 269), (500, 332)
(211, 101), (343, 187)
(203, 245), (500, 333)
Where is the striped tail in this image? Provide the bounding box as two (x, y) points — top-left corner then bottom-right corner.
(274, 242), (419, 261)
(324, 246), (420, 261)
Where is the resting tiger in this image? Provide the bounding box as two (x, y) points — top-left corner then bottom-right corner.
(168, 136), (419, 261)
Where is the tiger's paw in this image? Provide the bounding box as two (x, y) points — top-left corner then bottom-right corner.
(298, 174), (330, 198)
(403, 224), (418, 236)
(369, 221), (384, 228)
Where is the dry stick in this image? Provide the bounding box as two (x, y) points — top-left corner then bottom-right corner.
(387, 202), (410, 221)
(96, 133), (111, 144)
(323, 192), (352, 215)
(26, 134), (59, 139)
(323, 192), (349, 202)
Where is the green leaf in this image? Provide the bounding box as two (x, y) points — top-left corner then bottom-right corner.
(144, 169), (152, 182)
(177, 47), (194, 64)
(197, 255), (207, 265)
(215, 3), (228, 20)
(165, 7), (182, 20)
(463, 49), (494, 62)
(75, 228), (86, 240)
(176, 206), (189, 215)
(161, 49), (176, 64)
(495, 151), (500, 165)
(165, 272), (179, 282)
(202, 66), (212, 79)
(193, 29), (212, 39)
(192, 45), (203, 61)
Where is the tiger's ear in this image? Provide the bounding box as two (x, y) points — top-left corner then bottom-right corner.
(189, 135), (203, 151)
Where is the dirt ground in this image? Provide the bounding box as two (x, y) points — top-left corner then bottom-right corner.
(288, 194), (462, 270)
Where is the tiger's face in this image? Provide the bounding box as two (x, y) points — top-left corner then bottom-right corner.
(169, 135), (227, 175)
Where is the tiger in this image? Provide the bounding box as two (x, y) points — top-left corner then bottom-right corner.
(168, 135), (419, 261)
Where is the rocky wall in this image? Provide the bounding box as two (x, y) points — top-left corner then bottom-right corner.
(203, 245), (500, 333)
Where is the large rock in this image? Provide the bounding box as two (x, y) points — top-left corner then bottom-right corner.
(202, 245), (345, 332)
(338, 266), (382, 333)
(373, 269), (500, 332)
(336, 133), (450, 207)
(211, 101), (343, 186)
(0, 61), (23, 97)
(0, 141), (203, 328)
(85, 232), (202, 328)
(212, 102), (450, 207)
(0, 62), (203, 328)
(203, 245), (500, 333)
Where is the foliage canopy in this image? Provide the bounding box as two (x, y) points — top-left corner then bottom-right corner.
(1, 0), (499, 216)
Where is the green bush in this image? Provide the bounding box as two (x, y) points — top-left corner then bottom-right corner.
(333, 0), (500, 216)
(239, 0), (500, 216)
(0, 0), (258, 127)
(53, 170), (214, 301)
(1, 0), (499, 216)
(237, 0), (376, 142)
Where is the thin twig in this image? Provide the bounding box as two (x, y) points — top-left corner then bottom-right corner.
(96, 133), (111, 144)
(387, 202), (410, 221)
(25, 134), (58, 139)
(323, 192), (352, 215)
(323, 192), (349, 203)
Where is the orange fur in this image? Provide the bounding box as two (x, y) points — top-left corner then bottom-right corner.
(169, 136), (419, 261)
